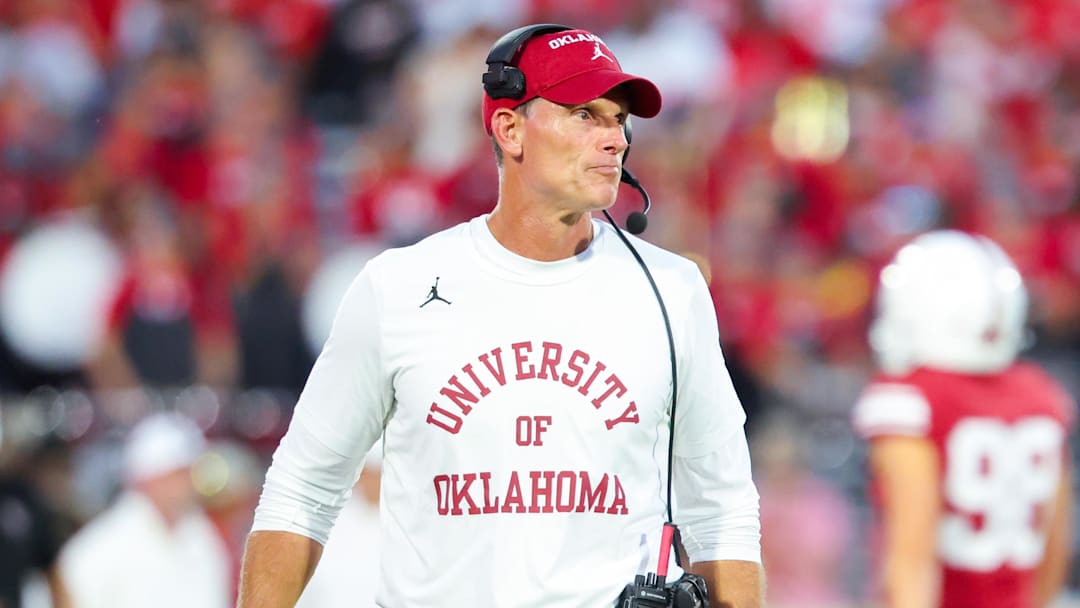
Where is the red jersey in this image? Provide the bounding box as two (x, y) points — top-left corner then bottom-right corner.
(853, 363), (1076, 608)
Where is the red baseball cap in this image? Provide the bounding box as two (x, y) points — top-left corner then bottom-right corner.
(482, 29), (662, 135)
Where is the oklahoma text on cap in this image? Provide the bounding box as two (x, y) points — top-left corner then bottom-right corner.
(482, 29), (662, 135)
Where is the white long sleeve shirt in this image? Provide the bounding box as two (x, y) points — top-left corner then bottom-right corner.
(253, 215), (760, 607)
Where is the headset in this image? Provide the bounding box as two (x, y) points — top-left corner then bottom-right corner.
(484, 25), (693, 603)
(483, 23), (572, 101)
(483, 23), (652, 235)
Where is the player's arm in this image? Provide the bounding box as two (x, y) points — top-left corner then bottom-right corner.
(870, 435), (941, 608)
(1034, 458), (1073, 608)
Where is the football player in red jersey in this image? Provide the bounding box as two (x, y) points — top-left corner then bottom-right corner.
(853, 230), (1075, 608)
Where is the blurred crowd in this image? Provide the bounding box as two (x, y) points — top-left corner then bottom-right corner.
(0, 0), (1079, 606)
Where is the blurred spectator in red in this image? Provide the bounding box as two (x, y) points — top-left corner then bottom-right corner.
(722, 0), (816, 119)
(58, 412), (230, 608)
(1033, 206), (1080, 346)
(346, 124), (448, 246)
(84, 182), (237, 392)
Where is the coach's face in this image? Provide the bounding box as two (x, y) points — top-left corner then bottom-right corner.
(519, 90), (630, 215)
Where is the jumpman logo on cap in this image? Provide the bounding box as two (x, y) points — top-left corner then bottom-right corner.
(420, 277), (452, 308)
(591, 43), (611, 62)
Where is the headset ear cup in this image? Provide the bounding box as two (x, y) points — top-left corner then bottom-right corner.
(483, 24), (573, 100)
(503, 67), (526, 99)
(481, 66), (505, 97)
(483, 64), (526, 99)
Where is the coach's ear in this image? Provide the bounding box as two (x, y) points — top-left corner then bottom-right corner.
(491, 107), (524, 160)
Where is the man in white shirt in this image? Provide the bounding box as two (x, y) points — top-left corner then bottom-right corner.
(239, 23), (763, 608)
(59, 412), (230, 608)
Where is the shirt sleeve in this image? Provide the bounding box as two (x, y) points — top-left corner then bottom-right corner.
(673, 429), (761, 564)
(672, 270), (746, 457)
(670, 269), (760, 563)
(251, 265), (393, 544)
(851, 382), (932, 439)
